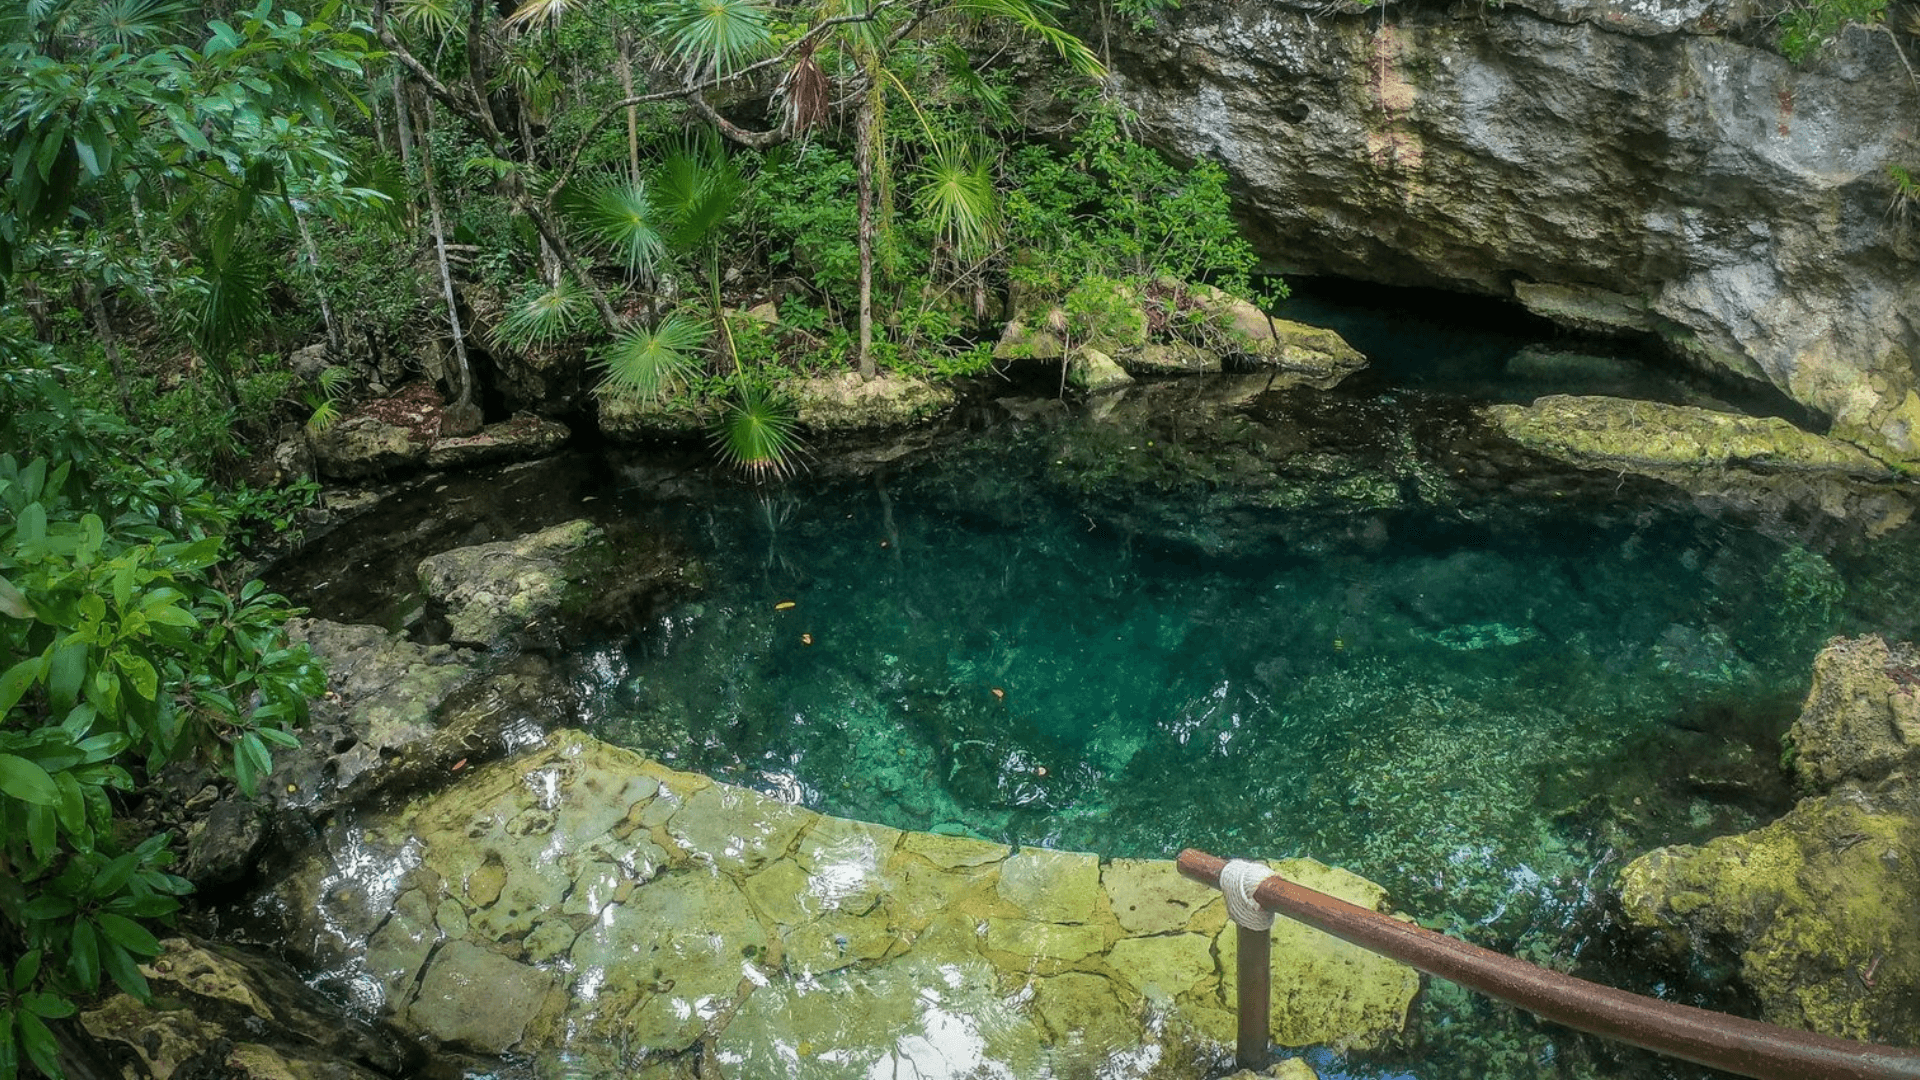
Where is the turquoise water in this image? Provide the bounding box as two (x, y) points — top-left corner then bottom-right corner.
(560, 361), (1910, 1077)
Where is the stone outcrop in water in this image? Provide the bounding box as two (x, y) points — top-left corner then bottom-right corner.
(1101, 0), (1920, 460)
(417, 518), (605, 647)
(1616, 635), (1920, 1045)
(1485, 395), (1918, 534)
(995, 278), (1368, 388)
(80, 938), (428, 1080)
(259, 729), (1419, 1075)
(599, 373), (957, 441)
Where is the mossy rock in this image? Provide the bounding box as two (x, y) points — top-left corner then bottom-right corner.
(1485, 395), (1894, 476)
(1616, 784), (1920, 1044)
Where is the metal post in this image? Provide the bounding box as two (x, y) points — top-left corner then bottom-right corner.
(1237, 922), (1271, 1070)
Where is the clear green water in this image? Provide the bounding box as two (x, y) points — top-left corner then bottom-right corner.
(557, 355), (1911, 1076)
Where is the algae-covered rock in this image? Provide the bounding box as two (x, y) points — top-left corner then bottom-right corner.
(787, 371), (957, 432)
(1068, 346), (1135, 393)
(260, 730), (1417, 1070)
(80, 937), (425, 1080)
(1487, 395), (1894, 476)
(1617, 635), (1920, 1046)
(596, 390), (721, 440)
(1485, 395), (1918, 529)
(417, 518), (602, 647)
(1616, 785), (1920, 1043)
(1185, 282), (1367, 387)
(310, 415), (433, 481)
(1787, 635), (1920, 791)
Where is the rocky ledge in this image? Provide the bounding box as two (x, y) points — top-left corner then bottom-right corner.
(1616, 635), (1920, 1045)
(1486, 395), (1918, 535)
(250, 730), (1418, 1076)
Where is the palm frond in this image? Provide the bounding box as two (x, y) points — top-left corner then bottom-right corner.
(576, 175), (667, 277)
(951, 0), (1105, 78)
(915, 139), (997, 255)
(394, 0), (461, 38)
(712, 385), (804, 479)
(492, 278), (595, 351)
(188, 248), (270, 358)
(594, 314), (709, 401)
(653, 141), (746, 249)
(85, 0), (190, 47)
(656, 0), (774, 79)
(504, 0), (586, 30)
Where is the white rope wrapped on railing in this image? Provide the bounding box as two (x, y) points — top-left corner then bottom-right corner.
(1219, 859), (1277, 931)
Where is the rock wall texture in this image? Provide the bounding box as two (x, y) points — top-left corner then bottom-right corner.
(1103, 0), (1920, 458)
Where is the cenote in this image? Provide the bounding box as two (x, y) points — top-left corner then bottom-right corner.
(279, 284), (1920, 1080)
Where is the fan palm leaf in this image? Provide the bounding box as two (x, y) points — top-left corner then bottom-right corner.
(915, 139), (997, 256)
(576, 175), (668, 277)
(493, 277), (595, 351)
(712, 386), (804, 479)
(656, 0), (774, 79)
(594, 314), (708, 401)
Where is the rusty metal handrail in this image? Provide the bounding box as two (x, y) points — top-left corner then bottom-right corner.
(1177, 848), (1920, 1080)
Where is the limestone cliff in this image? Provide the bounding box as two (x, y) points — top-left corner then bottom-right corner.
(1102, 0), (1920, 458)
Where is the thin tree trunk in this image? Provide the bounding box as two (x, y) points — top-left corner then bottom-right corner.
(293, 204), (341, 355)
(420, 104), (483, 436)
(371, 85), (390, 157)
(855, 86), (877, 381)
(517, 104), (562, 287)
(85, 285), (135, 419)
(618, 32), (640, 185)
(392, 74), (414, 168)
(393, 76), (419, 232)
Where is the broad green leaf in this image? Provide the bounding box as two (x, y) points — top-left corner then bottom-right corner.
(52, 771), (85, 835)
(145, 604), (196, 628)
(99, 937), (150, 1000)
(90, 853), (137, 899)
(69, 919), (100, 991)
(0, 575), (29, 619)
(17, 1008), (58, 1079)
(23, 992), (75, 1020)
(24, 803), (55, 864)
(11, 950), (40, 992)
(0, 657), (41, 715)
(113, 560), (135, 611)
(97, 913), (161, 957)
(256, 726), (300, 749)
(16, 502), (46, 543)
(20, 896), (74, 921)
(0, 754), (58, 806)
(47, 639), (86, 714)
(114, 652), (158, 700)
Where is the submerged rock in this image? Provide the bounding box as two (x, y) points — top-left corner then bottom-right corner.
(260, 730), (1419, 1074)
(1617, 635), (1920, 1045)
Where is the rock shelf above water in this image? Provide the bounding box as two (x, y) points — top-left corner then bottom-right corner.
(266, 729), (1419, 1077)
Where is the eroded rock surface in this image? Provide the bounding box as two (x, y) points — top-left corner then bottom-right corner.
(426, 415), (570, 470)
(80, 937), (427, 1080)
(1617, 635), (1920, 1045)
(1486, 395), (1918, 533)
(263, 730), (1420, 1075)
(1105, 0), (1920, 460)
(416, 519), (603, 647)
